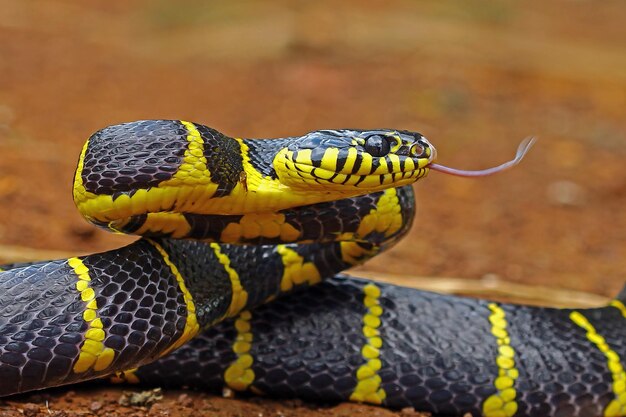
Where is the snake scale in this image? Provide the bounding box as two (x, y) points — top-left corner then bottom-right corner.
(0, 120), (625, 417)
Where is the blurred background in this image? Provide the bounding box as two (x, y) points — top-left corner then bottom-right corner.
(0, 0), (625, 300)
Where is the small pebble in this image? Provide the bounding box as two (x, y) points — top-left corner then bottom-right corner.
(119, 388), (163, 407)
(21, 403), (40, 417)
(546, 180), (586, 207)
(90, 401), (103, 412)
(222, 387), (235, 398)
(177, 393), (193, 408)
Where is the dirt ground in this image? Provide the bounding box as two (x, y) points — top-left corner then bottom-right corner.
(0, 0), (625, 416)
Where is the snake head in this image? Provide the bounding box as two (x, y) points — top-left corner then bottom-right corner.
(273, 129), (435, 191)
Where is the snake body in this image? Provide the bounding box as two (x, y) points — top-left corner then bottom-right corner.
(138, 274), (626, 417)
(0, 120), (625, 417)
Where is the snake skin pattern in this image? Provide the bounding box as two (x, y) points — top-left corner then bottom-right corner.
(0, 184), (414, 397)
(130, 275), (626, 417)
(1, 120), (625, 417)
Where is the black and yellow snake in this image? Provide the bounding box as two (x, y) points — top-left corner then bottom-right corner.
(0, 120), (624, 417)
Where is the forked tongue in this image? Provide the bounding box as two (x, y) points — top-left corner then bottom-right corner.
(429, 137), (536, 177)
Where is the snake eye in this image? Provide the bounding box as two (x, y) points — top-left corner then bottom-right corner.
(409, 143), (426, 157)
(364, 135), (391, 157)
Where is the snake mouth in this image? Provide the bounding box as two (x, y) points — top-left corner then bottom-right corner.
(275, 153), (432, 191)
(297, 159), (430, 188)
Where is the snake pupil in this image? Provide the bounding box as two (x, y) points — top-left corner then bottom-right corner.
(364, 135), (391, 157)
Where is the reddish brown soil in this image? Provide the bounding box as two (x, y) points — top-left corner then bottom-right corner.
(0, 0), (625, 416)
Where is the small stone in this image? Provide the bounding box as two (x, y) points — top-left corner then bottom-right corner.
(90, 401), (103, 412)
(21, 403), (40, 417)
(176, 393), (193, 408)
(119, 388), (163, 407)
(546, 180), (586, 207)
(222, 387), (235, 398)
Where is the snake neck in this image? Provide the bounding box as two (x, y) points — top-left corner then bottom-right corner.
(73, 126), (363, 223)
(74, 120), (431, 224)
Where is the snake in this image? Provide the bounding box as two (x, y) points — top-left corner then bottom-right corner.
(0, 119), (624, 417)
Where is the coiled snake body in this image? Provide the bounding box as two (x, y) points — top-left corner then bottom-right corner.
(0, 120), (624, 417)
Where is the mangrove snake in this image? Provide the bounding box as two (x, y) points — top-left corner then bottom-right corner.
(0, 120), (623, 417)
